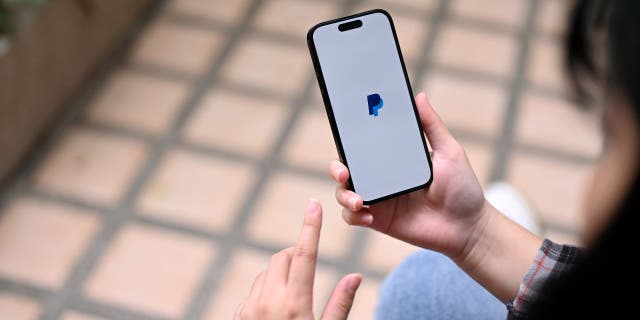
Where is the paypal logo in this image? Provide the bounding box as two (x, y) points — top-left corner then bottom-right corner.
(367, 93), (384, 117)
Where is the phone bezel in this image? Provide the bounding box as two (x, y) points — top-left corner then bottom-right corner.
(307, 9), (433, 205)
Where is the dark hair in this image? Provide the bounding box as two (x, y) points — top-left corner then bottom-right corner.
(529, 0), (639, 317)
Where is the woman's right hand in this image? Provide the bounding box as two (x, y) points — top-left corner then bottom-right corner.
(329, 92), (491, 261)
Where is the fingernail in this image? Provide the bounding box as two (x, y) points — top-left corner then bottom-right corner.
(350, 197), (359, 211)
(348, 274), (362, 293)
(308, 198), (321, 215)
(362, 214), (373, 226)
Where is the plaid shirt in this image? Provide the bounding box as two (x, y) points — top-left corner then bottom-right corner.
(506, 239), (583, 319)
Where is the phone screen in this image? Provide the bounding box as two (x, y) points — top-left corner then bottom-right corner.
(309, 10), (432, 203)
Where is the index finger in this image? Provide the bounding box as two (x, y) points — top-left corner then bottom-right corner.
(287, 198), (323, 305)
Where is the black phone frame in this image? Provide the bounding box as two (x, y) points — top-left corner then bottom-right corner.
(306, 8), (434, 205)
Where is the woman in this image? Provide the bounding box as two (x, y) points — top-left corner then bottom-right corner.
(234, 0), (638, 318)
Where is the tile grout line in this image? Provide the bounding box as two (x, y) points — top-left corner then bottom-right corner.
(0, 277), (53, 304)
(489, 0), (540, 182)
(411, 0), (449, 95)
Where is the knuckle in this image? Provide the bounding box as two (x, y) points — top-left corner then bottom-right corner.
(334, 298), (351, 314)
(285, 301), (302, 318)
(294, 245), (317, 262)
(336, 188), (350, 206)
(256, 301), (271, 317)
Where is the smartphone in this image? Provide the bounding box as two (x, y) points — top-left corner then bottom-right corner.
(307, 9), (433, 204)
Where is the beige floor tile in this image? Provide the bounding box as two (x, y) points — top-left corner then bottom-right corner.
(544, 229), (582, 247)
(526, 36), (567, 91)
(182, 89), (288, 158)
(0, 197), (99, 289)
(136, 150), (255, 232)
(348, 277), (381, 320)
(86, 69), (189, 135)
(247, 172), (353, 260)
(536, 0), (569, 36)
(451, 0), (527, 28)
(390, 15), (430, 65)
(167, 0), (251, 25)
(221, 37), (309, 95)
(61, 311), (106, 320)
(433, 23), (517, 78)
(369, 0), (438, 13)
(0, 293), (40, 320)
(423, 71), (507, 136)
(459, 140), (494, 188)
(205, 248), (337, 319)
(84, 224), (213, 318)
(254, 0), (338, 40)
(516, 92), (603, 158)
(33, 128), (147, 205)
(362, 230), (418, 273)
(508, 152), (593, 230)
(130, 20), (223, 75)
(283, 107), (337, 171)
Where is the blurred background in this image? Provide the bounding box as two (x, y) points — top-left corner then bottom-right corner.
(0, 0), (600, 319)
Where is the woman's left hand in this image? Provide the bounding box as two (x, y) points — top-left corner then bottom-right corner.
(234, 199), (362, 320)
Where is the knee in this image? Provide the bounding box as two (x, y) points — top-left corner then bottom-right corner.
(374, 250), (506, 320)
(383, 249), (454, 290)
(375, 250), (455, 319)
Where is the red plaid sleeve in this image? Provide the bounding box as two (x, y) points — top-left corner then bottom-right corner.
(506, 239), (583, 319)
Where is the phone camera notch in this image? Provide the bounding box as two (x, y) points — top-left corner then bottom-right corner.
(338, 19), (363, 32)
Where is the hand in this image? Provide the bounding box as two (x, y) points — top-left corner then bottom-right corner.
(235, 199), (362, 320)
(329, 92), (490, 260)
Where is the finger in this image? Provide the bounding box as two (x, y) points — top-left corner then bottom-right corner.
(247, 270), (266, 302)
(341, 207), (373, 227)
(287, 198), (323, 306)
(263, 247), (294, 290)
(335, 186), (363, 211)
(415, 92), (455, 151)
(321, 274), (362, 320)
(329, 160), (349, 184)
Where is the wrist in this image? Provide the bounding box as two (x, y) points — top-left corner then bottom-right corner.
(452, 199), (496, 272)
(451, 199), (543, 302)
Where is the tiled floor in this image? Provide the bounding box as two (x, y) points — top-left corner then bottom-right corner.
(0, 0), (597, 319)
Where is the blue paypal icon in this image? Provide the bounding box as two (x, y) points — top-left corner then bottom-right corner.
(367, 93), (384, 117)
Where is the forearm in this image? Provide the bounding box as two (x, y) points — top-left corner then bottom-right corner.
(453, 200), (543, 303)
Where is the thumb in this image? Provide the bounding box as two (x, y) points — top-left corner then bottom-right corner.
(321, 274), (362, 320)
(415, 92), (455, 151)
